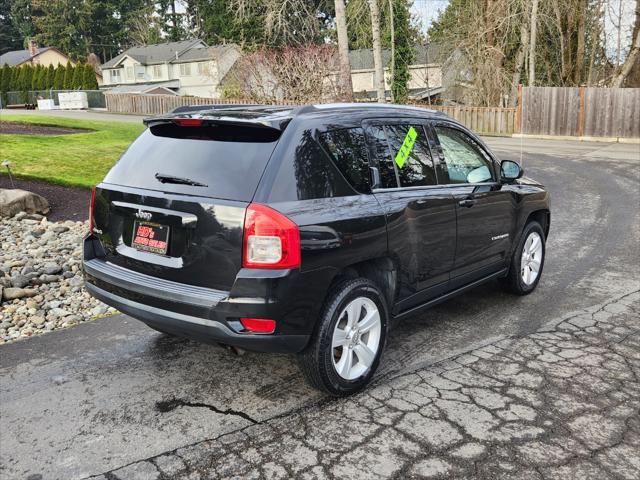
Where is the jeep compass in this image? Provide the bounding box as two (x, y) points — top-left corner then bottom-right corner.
(84, 103), (550, 395)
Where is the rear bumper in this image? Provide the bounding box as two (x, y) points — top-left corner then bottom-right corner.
(83, 229), (337, 352)
(85, 281), (309, 353)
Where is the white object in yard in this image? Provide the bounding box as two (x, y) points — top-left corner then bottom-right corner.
(58, 92), (88, 110)
(37, 99), (56, 110)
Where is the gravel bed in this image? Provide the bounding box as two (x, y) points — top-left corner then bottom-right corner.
(0, 212), (115, 343)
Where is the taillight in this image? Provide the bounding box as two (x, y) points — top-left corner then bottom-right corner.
(88, 186), (96, 233)
(242, 203), (300, 269)
(173, 118), (203, 127)
(240, 318), (276, 334)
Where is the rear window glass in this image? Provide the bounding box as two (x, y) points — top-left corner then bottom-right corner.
(104, 124), (280, 201)
(319, 128), (371, 193)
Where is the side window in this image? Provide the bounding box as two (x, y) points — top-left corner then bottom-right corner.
(385, 125), (437, 187)
(319, 127), (371, 193)
(434, 126), (494, 184)
(368, 125), (397, 188)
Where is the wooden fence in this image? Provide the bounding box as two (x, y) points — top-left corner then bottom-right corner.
(428, 105), (517, 135)
(106, 87), (640, 139)
(105, 93), (291, 116)
(520, 86), (640, 138)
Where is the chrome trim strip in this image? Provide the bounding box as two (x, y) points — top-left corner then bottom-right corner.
(111, 201), (198, 227)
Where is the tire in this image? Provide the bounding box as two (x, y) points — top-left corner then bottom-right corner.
(501, 221), (546, 295)
(297, 278), (389, 396)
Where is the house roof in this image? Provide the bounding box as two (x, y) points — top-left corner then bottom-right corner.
(0, 47), (55, 66)
(172, 44), (238, 63)
(104, 80), (180, 93)
(101, 40), (238, 68)
(348, 44), (443, 70)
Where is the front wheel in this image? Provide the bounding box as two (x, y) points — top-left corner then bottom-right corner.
(298, 278), (389, 396)
(501, 221), (546, 295)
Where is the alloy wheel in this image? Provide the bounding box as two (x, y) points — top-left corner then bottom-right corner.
(521, 231), (543, 285)
(331, 296), (382, 380)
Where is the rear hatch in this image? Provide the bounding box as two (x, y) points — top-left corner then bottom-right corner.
(90, 110), (290, 291)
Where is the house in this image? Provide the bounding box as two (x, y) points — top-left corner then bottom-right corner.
(348, 45), (444, 101)
(0, 40), (74, 68)
(100, 40), (241, 98)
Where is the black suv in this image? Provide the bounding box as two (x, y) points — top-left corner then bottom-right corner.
(84, 103), (550, 395)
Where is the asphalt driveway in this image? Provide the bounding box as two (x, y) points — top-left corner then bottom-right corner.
(1, 137), (639, 479)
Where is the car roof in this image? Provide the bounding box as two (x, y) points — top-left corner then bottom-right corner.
(143, 103), (449, 133)
(164, 102), (445, 121)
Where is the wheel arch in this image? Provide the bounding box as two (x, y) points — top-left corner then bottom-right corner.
(526, 209), (550, 238)
(326, 256), (398, 310)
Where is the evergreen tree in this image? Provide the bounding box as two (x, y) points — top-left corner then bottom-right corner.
(0, 0), (23, 55)
(53, 64), (65, 89)
(83, 64), (98, 89)
(390, 0), (413, 104)
(0, 64), (11, 92)
(71, 63), (84, 89)
(31, 65), (41, 90)
(38, 65), (48, 89)
(22, 64), (33, 91)
(46, 64), (55, 89)
(9, 66), (19, 91)
(62, 62), (73, 90)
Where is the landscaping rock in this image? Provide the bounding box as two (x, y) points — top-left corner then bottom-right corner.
(0, 217), (116, 343)
(0, 189), (50, 218)
(3, 288), (37, 300)
(10, 275), (30, 288)
(34, 274), (61, 285)
(43, 263), (62, 275)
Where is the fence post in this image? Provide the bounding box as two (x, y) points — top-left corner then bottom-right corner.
(515, 84), (523, 134)
(577, 86), (586, 137)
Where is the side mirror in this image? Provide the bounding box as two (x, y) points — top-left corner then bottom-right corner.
(501, 160), (523, 182)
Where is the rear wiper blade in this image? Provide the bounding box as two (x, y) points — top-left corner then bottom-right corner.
(155, 173), (208, 187)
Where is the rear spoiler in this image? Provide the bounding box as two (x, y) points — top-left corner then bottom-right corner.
(143, 113), (292, 132)
(170, 104), (265, 114)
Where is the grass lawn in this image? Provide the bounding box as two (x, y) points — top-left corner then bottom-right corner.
(0, 115), (145, 188)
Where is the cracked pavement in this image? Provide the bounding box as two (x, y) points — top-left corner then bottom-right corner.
(1, 138), (639, 479)
(88, 291), (640, 480)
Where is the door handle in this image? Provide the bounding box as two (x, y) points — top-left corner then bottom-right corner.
(458, 198), (476, 208)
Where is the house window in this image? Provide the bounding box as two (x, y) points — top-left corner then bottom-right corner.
(197, 62), (208, 75)
(110, 69), (121, 83)
(179, 63), (192, 76)
(153, 65), (162, 78)
(126, 66), (134, 80)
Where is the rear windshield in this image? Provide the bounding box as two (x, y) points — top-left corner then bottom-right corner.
(104, 123), (281, 201)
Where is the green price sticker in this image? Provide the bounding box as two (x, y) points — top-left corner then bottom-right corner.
(394, 126), (418, 169)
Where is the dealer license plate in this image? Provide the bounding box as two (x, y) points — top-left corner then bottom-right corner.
(132, 221), (170, 255)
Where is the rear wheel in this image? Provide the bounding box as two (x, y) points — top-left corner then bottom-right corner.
(298, 278), (389, 396)
(501, 221), (546, 295)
